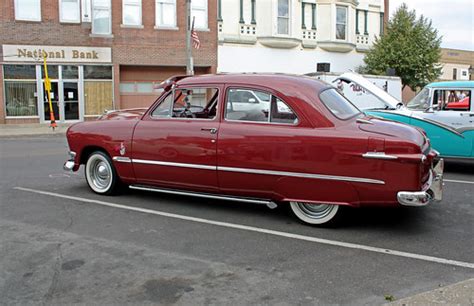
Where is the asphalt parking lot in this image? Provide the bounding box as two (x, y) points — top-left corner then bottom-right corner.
(1, 135), (473, 305)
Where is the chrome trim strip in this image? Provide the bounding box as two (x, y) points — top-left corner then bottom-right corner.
(130, 159), (385, 185)
(356, 118), (374, 125)
(217, 166), (385, 185)
(112, 156), (132, 163)
(362, 152), (398, 160)
(129, 185), (275, 205)
(133, 159), (217, 170)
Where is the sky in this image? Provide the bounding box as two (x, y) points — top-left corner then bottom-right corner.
(389, 0), (474, 51)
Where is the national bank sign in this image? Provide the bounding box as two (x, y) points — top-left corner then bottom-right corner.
(2, 45), (112, 63)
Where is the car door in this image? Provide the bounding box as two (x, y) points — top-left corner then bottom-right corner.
(420, 88), (473, 128)
(217, 86), (305, 199)
(131, 85), (222, 192)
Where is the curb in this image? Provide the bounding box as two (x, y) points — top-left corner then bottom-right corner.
(386, 278), (474, 305)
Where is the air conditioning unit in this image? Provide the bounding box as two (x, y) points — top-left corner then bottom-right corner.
(317, 63), (330, 73)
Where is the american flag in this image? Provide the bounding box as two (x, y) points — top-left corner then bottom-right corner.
(191, 17), (200, 49)
(191, 29), (200, 49)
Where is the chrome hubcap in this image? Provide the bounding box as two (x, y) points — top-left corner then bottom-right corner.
(296, 202), (334, 219)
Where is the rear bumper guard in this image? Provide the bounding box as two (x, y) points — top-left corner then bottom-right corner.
(397, 158), (444, 207)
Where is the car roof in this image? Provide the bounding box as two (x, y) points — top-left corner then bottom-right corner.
(176, 73), (329, 91)
(426, 81), (474, 89)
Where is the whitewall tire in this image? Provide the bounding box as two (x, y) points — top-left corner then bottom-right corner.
(290, 202), (340, 225)
(85, 151), (119, 195)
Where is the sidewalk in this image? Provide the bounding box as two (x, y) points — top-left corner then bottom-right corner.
(0, 123), (72, 137)
(387, 278), (474, 305)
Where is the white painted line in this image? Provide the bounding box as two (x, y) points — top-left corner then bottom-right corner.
(444, 179), (474, 185)
(14, 186), (474, 270)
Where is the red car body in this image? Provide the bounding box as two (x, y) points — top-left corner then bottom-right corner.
(64, 74), (444, 225)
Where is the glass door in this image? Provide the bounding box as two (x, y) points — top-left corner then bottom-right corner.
(43, 80), (60, 122)
(63, 82), (79, 120)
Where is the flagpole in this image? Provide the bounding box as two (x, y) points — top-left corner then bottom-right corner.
(185, 0), (194, 75)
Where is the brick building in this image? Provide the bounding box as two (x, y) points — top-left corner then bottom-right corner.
(0, 0), (217, 124)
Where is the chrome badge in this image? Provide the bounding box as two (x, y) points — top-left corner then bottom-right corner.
(119, 142), (126, 156)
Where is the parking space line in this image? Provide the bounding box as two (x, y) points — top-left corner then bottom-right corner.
(444, 179), (474, 185)
(14, 186), (474, 270)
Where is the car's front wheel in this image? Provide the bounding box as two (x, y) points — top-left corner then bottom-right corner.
(85, 151), (119, 195)
(289, 202), (340, 225)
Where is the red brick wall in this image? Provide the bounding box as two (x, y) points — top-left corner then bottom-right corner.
(0, 0), (217, 67)
(0, 0), (217, 122)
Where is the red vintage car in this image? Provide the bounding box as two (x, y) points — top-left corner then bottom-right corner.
(64, 74), (444, 225)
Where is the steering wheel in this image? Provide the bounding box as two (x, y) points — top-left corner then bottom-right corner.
(178, 108), (196, 118)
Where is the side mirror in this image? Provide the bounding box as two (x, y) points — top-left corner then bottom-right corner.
(248, 98), (256, 103)
(396, 103), (403, 109)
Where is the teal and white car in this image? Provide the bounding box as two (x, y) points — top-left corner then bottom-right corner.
(333, 73), (474, 160)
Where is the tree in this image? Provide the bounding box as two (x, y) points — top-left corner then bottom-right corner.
(363, 4), (442, 90)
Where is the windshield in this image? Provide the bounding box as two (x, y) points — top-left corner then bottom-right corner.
(407, 87), (431, 110)
(319, 88), (362, 120)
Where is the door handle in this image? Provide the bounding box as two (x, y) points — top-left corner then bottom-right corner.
(201, 127), (218, 134)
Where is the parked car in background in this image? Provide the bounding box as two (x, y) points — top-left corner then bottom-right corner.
(332, 73), (474, 160)
(64, 74), (443, 225)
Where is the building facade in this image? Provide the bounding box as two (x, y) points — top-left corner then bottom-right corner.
(439, 48), (474, 81)
(217, 0), (387, 74)
(401, 48), (474, 102)
(0, 0), (217, 124)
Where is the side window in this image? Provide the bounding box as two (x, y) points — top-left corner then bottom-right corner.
(151, 93), (172, 117)
(270, 98), (298, 124)
(435, 89), (471, 111)
(225, 88), (298, 124)
(172, 88), (218, 119)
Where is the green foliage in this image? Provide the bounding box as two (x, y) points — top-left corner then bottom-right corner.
(384, 294), (395, 302)
(364, 4), (442, 90)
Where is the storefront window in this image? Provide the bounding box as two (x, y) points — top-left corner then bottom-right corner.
(4, 65), (38, 117)
(62, 65), (79, 79)
(41, 65), (59, 79)
(84, 65), (113, 115)
(84, 65), (112, 79)
(4, 65), (36, 79)
(5, 82), (38, 116)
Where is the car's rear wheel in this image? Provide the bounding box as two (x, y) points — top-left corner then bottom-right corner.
(85, 151), (119, 195)
(289, 202), (340, 225)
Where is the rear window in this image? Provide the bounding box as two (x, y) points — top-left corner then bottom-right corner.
(319, 88), (361, 120)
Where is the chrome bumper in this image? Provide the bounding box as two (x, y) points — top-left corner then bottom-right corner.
(397, 158), (444, 207)
(63, 151), (77, 171)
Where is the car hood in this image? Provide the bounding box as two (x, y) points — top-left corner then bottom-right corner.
(98, 108), (148, 120)
(359, 117), (426, 146)
(335, 72), (404, 110)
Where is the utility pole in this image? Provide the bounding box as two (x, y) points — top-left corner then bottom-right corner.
(185, 0), (194, 75)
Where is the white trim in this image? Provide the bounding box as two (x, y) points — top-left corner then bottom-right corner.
(155, 0), (177, 28)
(59, 0), (81, 23)
(92, 0), (112, 35)
(5, 116), (40, 119)
(15, 0), (42, 21)
(191, 0), (208, 29)
(122, 0), (142, 27)
(275, 0), (291, 36)
(335, 4), (348, 41)
(14, 186), (474, 270)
